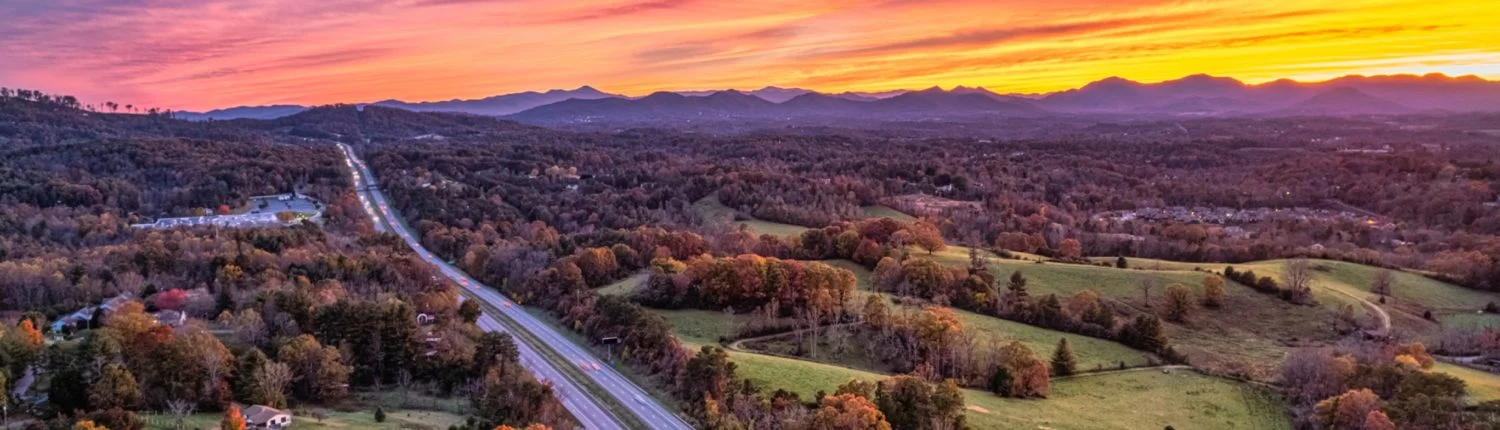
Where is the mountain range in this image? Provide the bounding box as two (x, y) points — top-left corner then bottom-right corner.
(174, 73), (1500, 122)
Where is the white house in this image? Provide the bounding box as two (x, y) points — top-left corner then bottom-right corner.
(242, 404), (292, 429)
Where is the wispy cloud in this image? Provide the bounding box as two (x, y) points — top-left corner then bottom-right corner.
(0, 0), (1494, 110)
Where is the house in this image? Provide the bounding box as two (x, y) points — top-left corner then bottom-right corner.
(241, 404), (292, 429)
(154, 310), (187, 327)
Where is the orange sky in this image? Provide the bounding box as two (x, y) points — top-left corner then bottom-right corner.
(2, 0), (1497, 110)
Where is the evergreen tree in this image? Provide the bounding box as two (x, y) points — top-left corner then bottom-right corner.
(1116, 256), (1128, 269)
(374, 406), (386, 423)
(1051, 338), (1078, 377)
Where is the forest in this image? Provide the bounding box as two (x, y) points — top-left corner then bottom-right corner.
(6, 89), (1500, 429)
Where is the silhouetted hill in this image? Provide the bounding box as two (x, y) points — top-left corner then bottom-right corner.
(373, 85), (619, 116)
(1274, 87), (1413, 116)
(1039, 73), (1498, 114)
(175, 105), (307, 121)
(508, 88), (1046, 124)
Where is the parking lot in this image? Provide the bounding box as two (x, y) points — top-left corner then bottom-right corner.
(131, 193), (323, 229)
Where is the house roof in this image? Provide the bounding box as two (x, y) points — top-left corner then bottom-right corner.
(243, 405), (289, 423)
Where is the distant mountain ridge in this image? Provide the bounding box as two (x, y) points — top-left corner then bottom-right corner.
(1037, 73), (1500, 115)
(176, 73), (1500, 121)
(507, 86), (1045, 123)
(372, 86), (620, 116)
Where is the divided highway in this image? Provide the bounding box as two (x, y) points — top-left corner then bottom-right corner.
(338, 143), (692, 430)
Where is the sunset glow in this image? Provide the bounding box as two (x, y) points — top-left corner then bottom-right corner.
(2, 0), (1498, 110)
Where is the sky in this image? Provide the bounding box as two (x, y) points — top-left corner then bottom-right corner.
(1, 0), (1498, 111)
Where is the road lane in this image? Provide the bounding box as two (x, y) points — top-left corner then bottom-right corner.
(338, 143), (692, 430)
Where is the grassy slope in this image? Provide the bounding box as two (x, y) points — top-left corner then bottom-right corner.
(654, 308), (1288, 429)
(927, 247), (1346, 379)
(966, 370), (1291, 430)
(692, 195), (810, 237)
(820, 258), (1151, 369)
(597, 272), (648, 297)
(636, 250), (1289, 428)
(1433, 362), (1500, 404)
(860, 205), (916, 222)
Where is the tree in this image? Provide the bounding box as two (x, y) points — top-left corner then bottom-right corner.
(222, 405), (247, 430)
(89, 362), (141, 410)
(1201, 276), (1226, 308)
(1164, 284), (1192, 322)
(997, 341), (1050, 398)
(278, 334), (352, 402)
(166, 398), (197, 430)
(459, 300), (482, 324)
(1372, 269), (1394, 297)
(1118, 315), (1167, 353)
(1050, 338), (1078, 377)
(1364, 410), (1396, 430)
(1138, 279), (1156, 308)
(1282, 259), (1314, 304)
(908, 221), (947, 254)
(1006, 271), (1029, 307)
(1116, 256), (1128, 269)
(1314, 389), (1381, 430)
(807, 393), (892, 430)
(253, 362), (293, 408)
(374, 406), (386, 423)
(1057, 239), (1082, 260)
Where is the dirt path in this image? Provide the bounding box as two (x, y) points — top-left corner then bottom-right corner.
(725, 322), (862, 352)
(1326, 286), (1391, 337)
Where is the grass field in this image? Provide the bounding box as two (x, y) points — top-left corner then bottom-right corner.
(1443, 312), (1500, 329)
(1433, 362), (1500, 404)
(597, 272), (648, 296)
(946, 307), (1152, 370)
(965, 369), (1291, 430)
(921, 248), (1351, 379)
(692, 195), (810, 237)
(144, 405), (468, 430)
(647, 309), (1289, 429)
(860, 205), (916, 222)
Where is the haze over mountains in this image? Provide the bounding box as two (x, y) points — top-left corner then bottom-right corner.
(174, 73), (1500, 123)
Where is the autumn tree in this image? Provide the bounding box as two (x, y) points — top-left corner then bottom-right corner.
(874, 375), (965, 430)
(807, 393), (893, 430)
(1050, 338), (1078, 377)
(1201, 276), (1226, 308)
(222, 405), (247, 430)
(278, 334), (353, 402)
(1057, 238), (1082, 260)
(1314, 389), (1382, 430)
(89, 362), (142, 410)
(908, 221), (947, 254)
(995, 340), (1050, 398)
(1164, 284), (1193, 322)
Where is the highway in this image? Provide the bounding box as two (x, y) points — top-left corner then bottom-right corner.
(337, 143), (693, 430)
